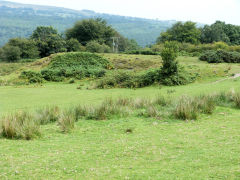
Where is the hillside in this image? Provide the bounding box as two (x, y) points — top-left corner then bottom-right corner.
(0, 0), (177, 47)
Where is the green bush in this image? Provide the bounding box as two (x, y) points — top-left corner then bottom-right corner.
(199, 50), (240, 63)
(20, 71), (44, 83)
(95, 69), (161, 89)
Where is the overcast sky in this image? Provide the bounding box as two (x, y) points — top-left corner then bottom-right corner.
(7, 0), (240, 25)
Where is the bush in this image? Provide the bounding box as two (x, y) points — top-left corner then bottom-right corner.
(0, 111), (40, 140)
(94, 70), (160, 89)
(199, 50), (222, 63)
(199, 50), (240, 63)
(20, 71), (44, 83)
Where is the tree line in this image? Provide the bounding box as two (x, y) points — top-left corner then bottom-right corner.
(157, 21), (240, 45)
(0, 18), (139, 62)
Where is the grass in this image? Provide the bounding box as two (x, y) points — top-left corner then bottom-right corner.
(0, 54), (240, 179)
(0, 109), (239, 179)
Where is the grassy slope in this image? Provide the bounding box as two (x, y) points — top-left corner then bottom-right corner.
(0, 54), (240, 179)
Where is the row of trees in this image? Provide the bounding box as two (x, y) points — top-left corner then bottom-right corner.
(157, 21), (240, 45)
(0, 18), (139, 62)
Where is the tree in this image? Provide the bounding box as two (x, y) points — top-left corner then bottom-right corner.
(7, 38), (39, 59)
(1, 45), (21, 62)
(31, 26), (58, 40)
(66, 18), (115, 46)
(31, 26), (66, 57)
(201, 21), (240, 45)
(157, 21), (201, 44)
(160, 41), (179, 76)
(86, 41), (110, 53)
(66, 38), (84, 52)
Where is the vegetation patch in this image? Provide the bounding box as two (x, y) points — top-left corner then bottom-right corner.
(199, 50), (240, 63)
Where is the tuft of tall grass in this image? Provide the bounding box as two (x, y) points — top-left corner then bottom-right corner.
(35, 106), (60, 125)
(84, 99), (129, 120)
(58, 111), (75, 133)
(73, 105), (88, 121)
(174, 96), (198, 120)
(196, 95), (216, 114)
(0, 111), (40, 140)
(233, 92), (240, 108)
(133, 98), (152, 109)
(153, 95), (170, 106)
(116, 97), (133, 106)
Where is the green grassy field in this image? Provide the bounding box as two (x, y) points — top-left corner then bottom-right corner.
(0, 54), (240, 179)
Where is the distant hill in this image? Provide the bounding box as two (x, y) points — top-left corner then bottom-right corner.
(0, 0), (178, 47)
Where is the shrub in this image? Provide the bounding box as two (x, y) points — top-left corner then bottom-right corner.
(0, 112), (40, 140)
(58, 111), (75, 133)
(199, 50), (222, 63)
(199, 50), (240, 63)
(69, 79), (75, 84)
(20, 71), (44, 83)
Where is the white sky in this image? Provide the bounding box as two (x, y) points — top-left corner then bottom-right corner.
(7, 0), (240, 25)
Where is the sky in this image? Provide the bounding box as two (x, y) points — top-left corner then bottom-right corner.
(6, 0), (240, 25)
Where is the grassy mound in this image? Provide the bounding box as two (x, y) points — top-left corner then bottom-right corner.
(48, 52), (110, 69)
(21, 52), (112, 82)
